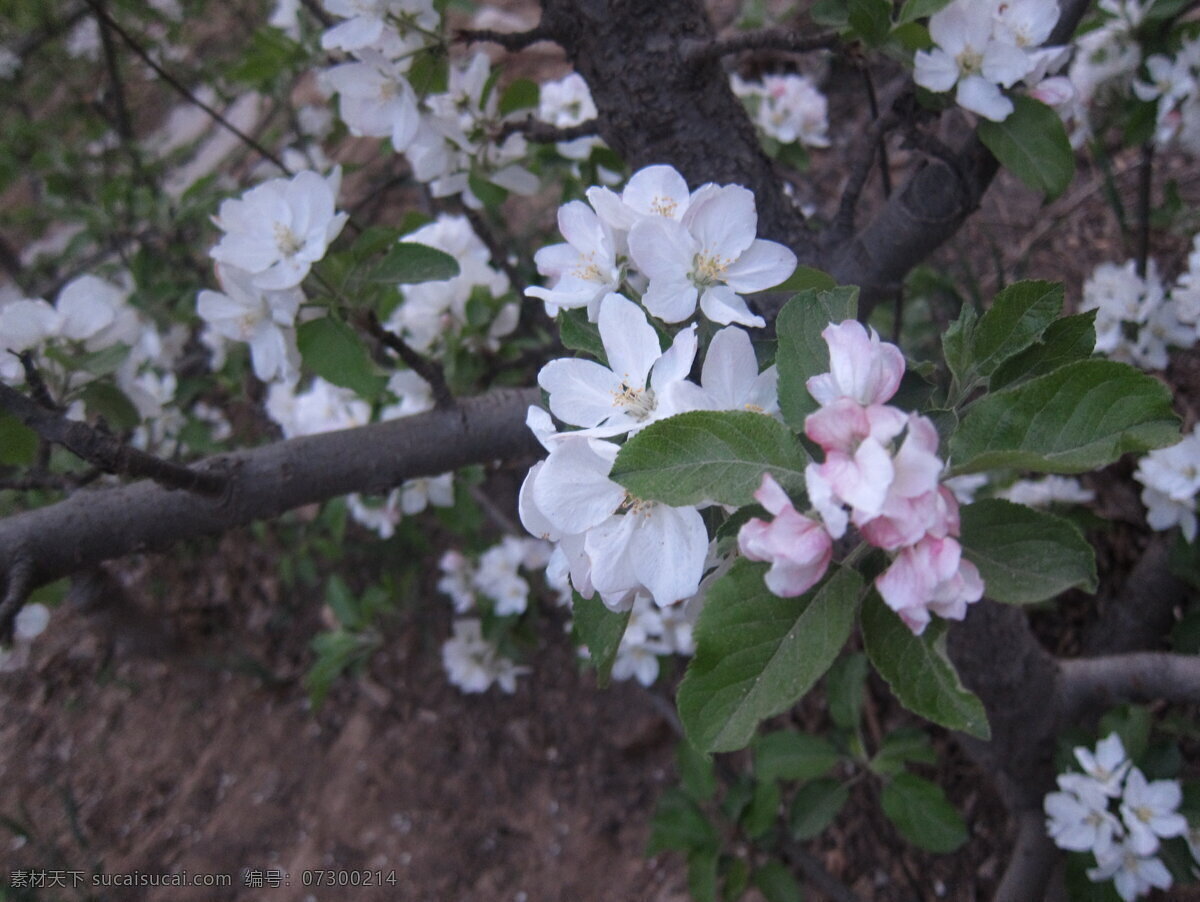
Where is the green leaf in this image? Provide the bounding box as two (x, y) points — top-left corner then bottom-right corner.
(296, 317), (384, 400)
(788, 778), (849, 840)
(754, 731), (840, 782)
(81, 382), (140, 431)
(848, 0), (892, 44)
(959, 499), (1098, 603)
(897, 0), (952, 22)
(678, 740), (718, 802)
(648, 787), (718, 854)
(721, 857), (750, 902)
(611, 410), (809, 507)
(678, 561), (861, 753)
(869, 727), (936, 775)
(499, 78), (540, 115)
(881, 773), (968, 853)
(970, 281), (1063, 381)
(571, 591), (631, 688)
(773, 265), (836, 294)
(0, 412), (38, 466)
(826, 652), (869, 731)
(325, 575), (361, 629)
(810, 0), (849, 26)
(941, 303), (978, 391)
(753, 860), (804, 902)
(989, 311), (1098, 391)
(370, 242), (460, 284)
(688, 849), (719, 902)
(557, 308), (607, 363)
(742, 778), (781, 839)
(977, 96), (1076, 200)
(775, 287), (859, 431)
(949, 359), (1180, 474)
(861, 594), (990, 739)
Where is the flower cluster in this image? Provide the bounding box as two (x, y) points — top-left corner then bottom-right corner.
(536, 73), (604, 163)
(382, 214), (517, 355)
(738, 321), (983, 635)
(731, 73), (831, 149)
(441, 618), (528, 694)
(913, 0), (1066, 121)
(1134, 33), (1200, 154)
(1081, 240), (1200, 371)
(1134, 423), (1200, 542)
(525, 163), (797, 328)
(1045, 733), (1187, 900)
(437, 536), (559, 617)
(608, 594), (696, 686)
(0, 603), (51, 673)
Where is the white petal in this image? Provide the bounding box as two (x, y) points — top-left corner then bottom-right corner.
(699, 285), (766, 328)
(538, 358), (625, 428)
(724, 239), (797, 293)
(598, 293), (662, 387)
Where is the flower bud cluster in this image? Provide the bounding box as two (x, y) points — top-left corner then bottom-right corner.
(1044, 733), (1187, 900)
(739, 321), (983, 635)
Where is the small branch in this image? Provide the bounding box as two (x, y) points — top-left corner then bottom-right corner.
(497, 114), (599, 145)
(0, 382), (227, 496)
(682, 27), (840, 65)
(1135, 141), (1154, 278)
(460, 205), (526, 297)
(358, 311), (454, 409)
(0, 467), (102, 492)
(861, 67), (891, 198)
(991, 809), (1059, 902)
(17, 352), (60, 412)
(81, 0), (291, 175)
(0, 554), (34, 642)
(1058, 652), (1200, 721)
(832, 109), (901, 238)
(456, 26), (550, 51)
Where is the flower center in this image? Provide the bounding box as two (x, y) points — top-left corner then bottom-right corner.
(692, 253), (730, 287)
(956, 47), (983, 76)
(274, 222), (304, 257)
(649, 196), (678, 218)
(613, 380), (657, 421)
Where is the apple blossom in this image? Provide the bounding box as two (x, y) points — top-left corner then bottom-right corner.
(197, 263), (303, 384)
(806, 320), (905, 407)
(874, 536), (984, 635)
(319, 53), (420, 152)
(663, 325), (779, 416)
(524, 199), (622, 319)
(1119, 768), (1188, 855)
(737, 473), (832, 597)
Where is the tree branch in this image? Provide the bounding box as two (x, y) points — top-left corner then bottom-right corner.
(357, 310), (454, 409)
(456, 26), (551, 51)
(1058, 653), (1200, 721)
(991, 809), (1060, 902)
(0, 387), (541, 593)
(497, 114), (599, 145)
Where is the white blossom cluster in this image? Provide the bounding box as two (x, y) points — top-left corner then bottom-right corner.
(1045, 733), (1188, 900)
(730, 73), (831, 149)
(608, 594), (695, 687)
(383, 214), (517, 355)
(1134, 34), (1200, 153)
(913, 0), (1068, 122)
(536, 72), (604, 163)
(440, 618), (528, 694)
(0, 603), (51, 673)
(1134, 423), (1200, 542)
(1080, 239), (1200, 371)
(0, 273), (219, 454)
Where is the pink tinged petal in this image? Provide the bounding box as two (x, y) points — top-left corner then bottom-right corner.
(700, 284), (766, 328)
(823, 439), (894, 517)
(723, 239), (797, 293)
(752, 472), (793, 516)
(810, 320), (905, 406)
(914, 48), (961, 93)
(533, 438), (624, 534)
(684, 184), (758, 259)
(598, 293), (662, 388)
(890, 414), (945, 498)
(630, 504), (708, 605)
(956, 75), (1014, 121)
(650, 324), (698, 389)
(806, 462), (848, 538)
(876, 547), (936, 634)
(538, 358), (625, 428)
(739, 509), (831, 598)
(805, 398), (871, 453)
(643, 278), (699, 323)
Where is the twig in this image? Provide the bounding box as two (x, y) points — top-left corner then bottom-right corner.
(0, 468), (102, 492)
(0, 382), (227, 496)
(469, 484), (520, 534)
(81, 0), (291, 175)
(359, 311), (454, 409)
(1058, 652), (1200, 720)
(861, 67), (891, 198)
(682, 28), (840, 65)
(832, 109), (901, 238)
(456, 26), (550, 51)
(17, 352), (60, 412)
(1135, 141), (1154, 278)
(497, 114), (599, 145)
(991, 809), (1059, 902)
(460, 205), (526, 297)
(0, 554), (34, 642)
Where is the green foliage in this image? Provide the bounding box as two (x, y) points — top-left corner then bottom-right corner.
(978, 96), (1076, 200)
(499, 79), (540, 115)
(369, 241), (461, 284)
(752, 860), (804, 902)
(988, 312), (1098, 391)
(880, 773), (968, 852)
(959, 499), (1098, 603)
(897, 0), (953, 23)
(861, 593), (991, 739)
(296, 317), (386, 400)
(754, 731), (840, 783)
(611, 411), (809, 508)
(825, 652), (869, 731)
(557, 309), (607, 363)
(678, 561), (862, 753)
(950, 359), (1180, 474)
(0, 414), (38, 466)
(775, 286), (859, 430)
(848, 0), (893, 45)
(788, 778), (849, 840)
(571, 591), (631, 687)
(648, 788), (719, 855)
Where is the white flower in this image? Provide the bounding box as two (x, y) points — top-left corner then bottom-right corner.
(664, 325), (779, 416)
(197, 263), (303, 384)
(537, 293), (697, 438)
(1088, 839), (1173, 901)
(629, 183), (795, 327)
(525, 199), (621, 319)
(441, 618), (527, 694)
(320, 53), (420, 152)
(1076, 732), (1133, 797)
(586, 164), (693, 233)
(1135, 426), (1200, 541)
(320, 0), (437, 54)
(1119, 767), (1188, 856)
(732, 73), (831, 148)
(265, 377), (371, 438)
(997, 475), (1095, 508)
(1045, 772), (1123, 857)
(913, 0), (1036, 121)
(538, 72), (601, 160)
(210, 168), (348, 290)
